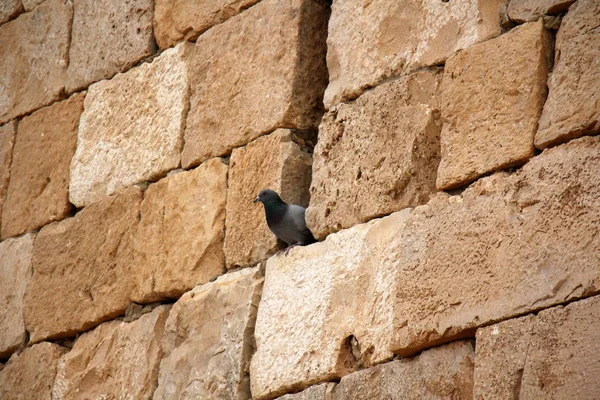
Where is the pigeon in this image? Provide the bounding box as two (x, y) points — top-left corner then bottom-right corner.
(253, 189), (316, 254)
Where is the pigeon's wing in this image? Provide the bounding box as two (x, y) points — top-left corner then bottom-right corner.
(285, 205), (315, 244)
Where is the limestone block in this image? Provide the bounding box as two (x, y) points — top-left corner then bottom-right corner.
(250, 136), (600, 398)
(1, 94), (83, 239)
(181, 0), (328, 168)
(475, 296), (600, 399)
(278, 383), (336, 400)
(24, 187), (142, 343)
(307, 70), (442, 240)
(70, 44), (189, 207)
(437, 20), (552, 190)
(133, 158), (227, 302)
(508, 0), (575, 23)
(154, 267), (263, 400)
(324, 0), (508, 108)
(22, 0), (45, 11)
(0, 0), (23, 24)
(66, 0), (155, 93)
(0, 121), (16, 231)
(535, 0), (600, 149)
(0, 342), (67, 400)
(154, 0), (261, 49)
(0, 234), (34, 359)
(225, 130), (312, 269)
(0, 0), (71, 124)
(52, 306), (170, 400)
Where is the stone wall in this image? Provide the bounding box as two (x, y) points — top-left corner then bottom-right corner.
(0, 0), (599, 399)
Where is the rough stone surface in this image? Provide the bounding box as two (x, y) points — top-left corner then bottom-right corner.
(475, 296), (600, 399)
(225, 130), (312, 268)
(24, 187), (142, 343)
(1, 94), (83, 239)
(66, 0), (155, 93)
(332, 341), (475, 400)
(324, 0), (508, 108)
(70, 44), (189, 207)
(0, 0), (23, 24)
(0, 0), (71, 124)
(0, 121), (16, 231)
(154, 267), (263, 400)
(182, 0), (328, 168)
(52, 306), (170, 400)
(437, 20), (552, 190)
(154, 0), (260, 49)
(250, 136), (600, 398)
(307, 70), (442, 240)
(0, 342), (67, 400)
(278, 383), (336, 400)
(0, 234), (34, 359)
(22, 0), (46, 11)
(535, 0), (600, 149)
(133, 158), (227, 302)
(508, 0), (575, 23)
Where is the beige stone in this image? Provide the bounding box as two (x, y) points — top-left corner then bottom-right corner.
(475, 296), (600, 399)
(0, 121), (16, 230)
(66, 0), (155, 93)
(307, 70), (442, 240)
(0, 342), (67, 400)
(182, 0), (328, 168)
(250, 136), (600, 398)
(508, 0), (575, 23)
(70, 44), (189, 207)
(154, 267), (263, 400)
(279, 383), (336, 400)
(0, 234), (34, 359)
(52, 306), (170, 400)
(22, 0), (45, 11)
(154, 0), (261, 49)
(437, 20), (551, 190)
(535, 0), (600, 149)
(1, 94), (83, 239)
(324, 0), (508, 108)
(0, 0), (23, 24)
(133, 158), (227, 302)
(225, 130), (312, 268)
(24, 187), (142, 343)
(0, 0), (71, 124)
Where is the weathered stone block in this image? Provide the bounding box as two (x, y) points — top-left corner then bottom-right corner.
(70, 44), (189, 207)
(0, 0), (71, 124)
(307, 70), (442, 240)
(22, 0), (45, 11)
(181, 0), (328, 168)
(535, 0), (600, 149)
(24, 187), (142, 343)
(324, 0), (508, 108)
(0, 234), (34, 359)
(0, 121), (15, 231)
(475, 296), (600, 399)
(154, 0), (260, 49)
(133, 158), (227, 302)
(278, 383), (336, 400)
(1, 94), (83, 239)
(0, 0), (23, 24)
(437, 20), (552, 190)
(154, 267), (263, 400)
(508, 0), (575, 23)
(225, 130), (312, 269)
(52, 306), (170, 400)
(250, 136), (600, 398)
(66, 0), (155, 93)
(0, 342), (67, 400)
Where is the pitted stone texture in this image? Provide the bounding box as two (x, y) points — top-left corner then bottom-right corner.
(0, 0), (23, 24)
(66, 0), (155, 93)
(182, 0), (328, 168)
(22, 0), (45, 11)
(0, 342), (67, 400)
(70, 44), (189, 207)
(279, 383), (336, 400)
(508, 0), (575, 23)
(0, 0), (71, 124)
(332, 341), (475, 400)
(0, 234), (34, 359)
(154, 0), (260, 49)
(24, 187), (142, 343)
(133, 158), (227, 302)
(250, 136), (600, 398)
(324, 0), (507, 108)
(1, 94), (83, 239)
(225, 130), (312, 269)
(0, 121), (16, 231)
(154, 267), (263, 400)
(307, 70), (442, 240)
(437, 20), (551, 190)
(475, 296), (600, 399)
(52, 306), (170, 400)
(535, 0), (600, 149)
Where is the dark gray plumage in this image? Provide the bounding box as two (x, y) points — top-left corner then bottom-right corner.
(254, 189), (315, 253)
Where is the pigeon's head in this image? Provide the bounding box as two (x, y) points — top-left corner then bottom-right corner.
(253, 189), (281, 204)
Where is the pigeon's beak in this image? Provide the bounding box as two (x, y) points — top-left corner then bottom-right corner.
(253, 197), (260, 203)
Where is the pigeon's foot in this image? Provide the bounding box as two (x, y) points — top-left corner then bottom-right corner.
(283, 244), (300, 256)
